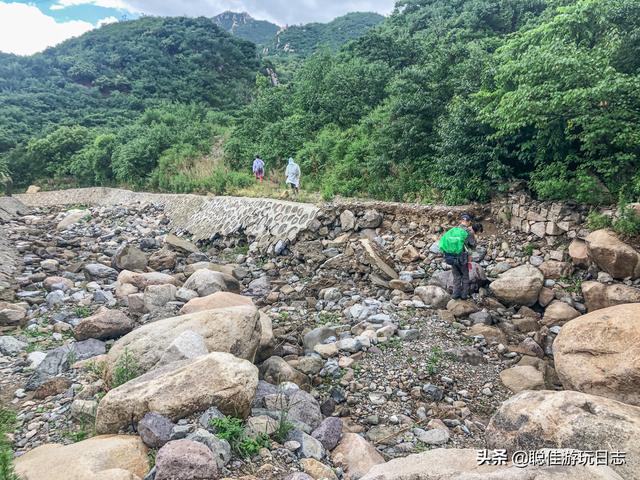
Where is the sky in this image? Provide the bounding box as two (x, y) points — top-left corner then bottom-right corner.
(0, 0), (396, 56)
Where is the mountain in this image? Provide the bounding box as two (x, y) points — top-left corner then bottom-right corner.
(0, 16), (260, 153)
(267, 12), (385, 56)
(213, 11), (279, 46)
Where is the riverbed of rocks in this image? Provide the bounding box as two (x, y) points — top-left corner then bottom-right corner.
(1, 197), (640, 480)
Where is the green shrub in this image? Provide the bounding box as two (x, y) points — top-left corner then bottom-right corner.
(0, 409), (19, 480)
(613, 204), (640, 237)
(586, 210), (613, 231)
(210, 416), (271, 459)
(111, 349), (141, 388)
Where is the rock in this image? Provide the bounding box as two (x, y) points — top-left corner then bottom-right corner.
(155, 440), (216, 480)
(285, 474), (314, 480)
(300, 458), (338, 480)
(332, 433), (384, 480)
(138, 412), (175, 448)
(165, 234), (200, 254)
(569, 239), (590, 267)
(33, 377), (72, 399)
(285, 389), (324, 432)
(542, 301), (581, 326)
(247, 275), (271, 296)
(468, 311), (492, 325)
(413, 427), (449, 445)
(539, 260), (573, 279)
(340, 210), (356, 231)
(40, 259), (59, 272)
(537, 287), (555, 307)
(180, 291), (253, 315)
(186, 429), (231, 469)
(157, 330), (208, 367)
(144, 284), (177, 312)
(245, 415), (278, 437)
(311, 417), (342, 451)
(260, 356), (310, 389)
(0, 302), (27, 326)
(554, 304), (640, 406)
(486, 390), (640, 479)
(26, 339), (106, 390)
(586, 229), (640, 279)
(14, 435), (149, 480)
(256, 312), (275, 363)
(149, 248), (178, 271)
(360, 447), (622, 479)
(430, 263), (488, 294)
(118, 270), (178, 290)
(56, 209), (89, 231)
(74, 307), (134, 341)
(358, 209), (383, 229)
(489, 264), (543, 306)
(466, 324), (506, 344)
(183, 269), (240, 297)
(83, 263), (119, 281)
(43, 276), (73, 291)
(106, 305), (262, 373)
(288, 429), (325, 460)
(0, 335), (28, 356)
(304, 326), (338, 354)
(113, 244), (148, 271)
(581, 281), (640, 312)
(96, 352), (258, 434)
(414, 286), (450, 309)
(446, 299), (479, 318)
(359, 239), (398, 280)
(499, 365), (544, 393)
(25, 185), (41, 193)
(398, 245), (420, 263)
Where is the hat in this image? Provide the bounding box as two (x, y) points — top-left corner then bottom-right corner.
(461, 213), (473, 221)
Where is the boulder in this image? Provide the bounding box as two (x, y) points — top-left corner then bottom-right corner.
(118, 271), (178, 290)
(586, 229), (640, 279)
(361, 447), (622, 479)
(446, 300), (479, 318)
(182, 269), (241, 297)
(359, 239), (398, 280)
(485, 389), (640, 479)
(43, 276), (74, 292)
(84, 263), (119, 281)
(155, 440), (216, 480)
(541, 300), (581, 326)
(180, 291), (253, 315)
(304, 326), (337, 353)
(260, 356), (310, 389)
(149, 248), (177, 271)
(0, 302), (27, 326)
(143, 284), (177, 312)
(554, 304), (640, 406)
(414, 286), (450, 309)
(340, 210), (356, 231)
(489, 264), (543, 306)
(56, 209), (89, 231)
(256, 312), (275, 363)
(0, 335), (28, 356)
(539, 260), (573, 279)
(359, 209), (383, 229)
(96, 352), (258, 434)
(569, 239), (590, 267)
(311, 417), (342, 451)
(430, 263), (487, 294)
(581, 281), (640, 312)
(106, 305), (261, 373)
(25, 185), (41, 194)
(164, 234), (200, 254)
(14, 435), (149, 480)
(112, 244), (148, 271)
(499, 365), (544, 393)
(74, 307), (134, 341)
(332, 433), (384, 480)
(138, 412), (175, 449)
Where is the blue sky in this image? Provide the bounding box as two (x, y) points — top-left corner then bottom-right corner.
(0, 0), (395, 55)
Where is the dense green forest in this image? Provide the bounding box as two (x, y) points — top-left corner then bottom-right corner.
(1, 0), (639, 205)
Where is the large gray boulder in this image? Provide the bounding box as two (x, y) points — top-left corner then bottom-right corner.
(489, 264), (543, 306)
(485, 390), (640, 479)
(74, 307), (134, 341)
(106, 305), (262, 373)
(586, 229), (640, 279)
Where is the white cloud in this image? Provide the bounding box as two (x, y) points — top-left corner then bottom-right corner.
(0, 1), (94, 55)
(50, 0), (139, 12)
(97, 15), (119, 27)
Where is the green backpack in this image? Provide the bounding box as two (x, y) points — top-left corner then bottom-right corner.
(439, 227), (469, 255)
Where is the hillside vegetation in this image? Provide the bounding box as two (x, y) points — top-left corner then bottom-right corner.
(213, 11), (280, 46)
(1, 0), (639, 206)
(228, 0), (640, 205)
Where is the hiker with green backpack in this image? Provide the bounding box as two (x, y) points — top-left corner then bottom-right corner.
(439, 213), (480, 300)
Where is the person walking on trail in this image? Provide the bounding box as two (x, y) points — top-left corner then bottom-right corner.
(285, 157), (301, 195)
(252, 155), (265, 183)
(439, 213), (479, 300)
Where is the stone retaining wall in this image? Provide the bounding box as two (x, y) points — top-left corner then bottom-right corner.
(0, 197), (27, 300)
(16, 188), (319, 251)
